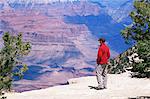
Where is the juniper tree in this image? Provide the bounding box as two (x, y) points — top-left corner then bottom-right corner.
(0, 32), (31, 98)
(121, 0), (150, 77)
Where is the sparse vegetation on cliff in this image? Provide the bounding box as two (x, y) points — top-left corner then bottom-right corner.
(0, 32), (31, 99)
(120, 0), (150, 77)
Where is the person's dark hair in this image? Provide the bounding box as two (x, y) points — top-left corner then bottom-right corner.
(98, 38), (105, 42)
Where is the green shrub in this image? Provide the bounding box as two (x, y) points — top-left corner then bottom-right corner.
(0, 32), (31, 98)
(121, 0), (150, 77)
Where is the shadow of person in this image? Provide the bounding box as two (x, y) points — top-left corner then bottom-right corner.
(88, 86), (105, 90)
(88, 86), (97, 89)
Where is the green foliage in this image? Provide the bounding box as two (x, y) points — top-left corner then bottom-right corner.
(108, 50), (132, 74)
(108, 60), (125, 74)
(121, 0), (150, 77)
(122, 0), (150, 41)
(132, 39), (150, 77)
(108, 57), (128, 74)
(0, 32), (31, 98)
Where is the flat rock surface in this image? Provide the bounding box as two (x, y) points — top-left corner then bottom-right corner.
(6, 72), (150, 99)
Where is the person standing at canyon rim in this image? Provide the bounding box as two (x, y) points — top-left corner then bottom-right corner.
(95, 38), (110, 90)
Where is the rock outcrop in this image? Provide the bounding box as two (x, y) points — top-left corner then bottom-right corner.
(6, 72), (150, 99)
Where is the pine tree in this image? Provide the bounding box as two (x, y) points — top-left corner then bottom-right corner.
(121, 0), (150, 77)
(0, 32), (31, 98)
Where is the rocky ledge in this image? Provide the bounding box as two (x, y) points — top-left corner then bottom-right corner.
(6, 72), (150, 99)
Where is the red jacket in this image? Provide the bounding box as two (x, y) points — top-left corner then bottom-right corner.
(97, 43), (110, 65)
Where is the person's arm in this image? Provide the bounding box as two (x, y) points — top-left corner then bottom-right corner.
(107, 48), (110, 59)
(97, 47), (102, 65)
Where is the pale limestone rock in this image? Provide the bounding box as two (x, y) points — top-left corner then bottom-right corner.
(6, 72), (150, 99)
